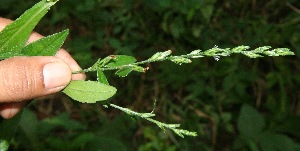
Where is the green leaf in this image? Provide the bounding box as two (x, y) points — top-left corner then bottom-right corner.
(41, 112), (86, 130)
(115, 65), (145, 77)
(21, 29), (69, 56)
(97, 69), (109, 85)
(70, 132), (95, 150)
(86, 137), (128, 151)
(0, 52), (26, 59)
(115, 67), (133, 77)
(258, 132), (298, 151)
(108, 38), (121, 49)
(18, 109), (39, 150)
(90, 56), (114, 70)
(106, 55), (136, 67)
(62, 80), (117, 103)
(0, 112), (23, 151)
(0, 0), (58, 59)
(237, 104), (265, 140)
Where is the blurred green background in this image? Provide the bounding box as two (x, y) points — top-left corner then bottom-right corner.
(1, 0), (300, 150)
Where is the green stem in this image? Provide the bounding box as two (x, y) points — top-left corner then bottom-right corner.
(72, 46), (294, 74)
(108, 103), (197, 138)
(72, 57), (167, 74)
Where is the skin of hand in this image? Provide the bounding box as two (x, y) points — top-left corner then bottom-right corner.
(0, 18), (86, 119)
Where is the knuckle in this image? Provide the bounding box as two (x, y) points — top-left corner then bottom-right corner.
(0, 58), (41, 101)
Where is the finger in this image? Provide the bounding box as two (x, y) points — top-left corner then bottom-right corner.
(0, 17), (12, 31)
(0, 102), (26, 119)
(27, 31), (43, 43)
(28, 31), (86, 80)
(55, 49), (86, 80)
(0, 56), (71, 103)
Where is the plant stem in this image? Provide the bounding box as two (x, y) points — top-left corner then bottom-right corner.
(72, 46), (294, 74)
(109, 103), (197, 138)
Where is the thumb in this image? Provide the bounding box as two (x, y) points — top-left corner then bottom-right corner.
(0, 56), (72, 103)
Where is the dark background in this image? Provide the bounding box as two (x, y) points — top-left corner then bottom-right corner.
(1, 0), (300, 150)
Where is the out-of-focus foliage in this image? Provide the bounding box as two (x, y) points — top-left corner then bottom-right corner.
(1, 0), (300, 150)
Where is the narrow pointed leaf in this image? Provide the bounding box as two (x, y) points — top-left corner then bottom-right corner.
(97, 69), (109, 85)
(90, 56), (114, 70)
(21, 29), (69, 56)
(106, 55), (136, 67)
(62, 80), (117, 103)
(0, 0), (58, 58)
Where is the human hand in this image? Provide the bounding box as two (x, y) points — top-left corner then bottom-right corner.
(0, 18), (86, 119)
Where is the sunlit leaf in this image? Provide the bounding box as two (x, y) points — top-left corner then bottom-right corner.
(62, 80), (117, 103)
(91, 56), (114, 70)
(21, 29), (69, 56)
(97, 69), (109, 85)
(106, 55), (136, 67)
(115, 67), (133, 77)
(0, 0), (58, 59)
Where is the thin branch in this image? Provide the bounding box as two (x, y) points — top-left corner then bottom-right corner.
(109, 103), (197, 138)
(72, 46), (294, 74)
(287, 2), (300, 14)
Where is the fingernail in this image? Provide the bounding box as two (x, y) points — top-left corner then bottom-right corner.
(43, 62), (71, 89)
